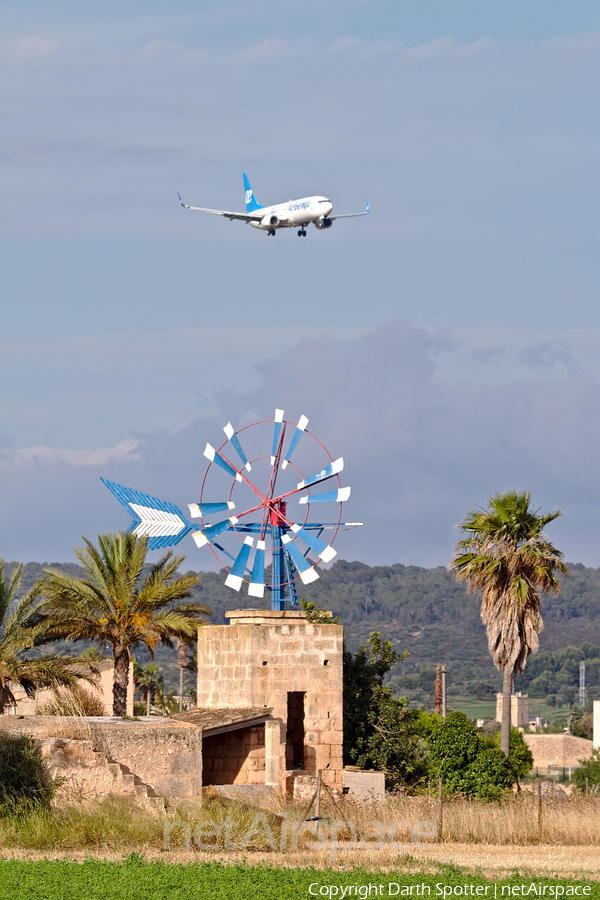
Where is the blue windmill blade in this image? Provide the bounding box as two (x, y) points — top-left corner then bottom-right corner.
(290, 523), (337, 563)
(100, 478), (195, 549)
(298, 487), (351, 505)
(281, 414), (308, 469)
(192, 516), (239, 548)
(188, 501), (235, 519)
(223, 422), (251, 471)
(248, 540), (266, 598)
(225, 537), (254, 591)
(204, 443), (243, 482)
(271, 408), (284, 465)
(296, 457), (344, 490)
(281, 534), (319, 584)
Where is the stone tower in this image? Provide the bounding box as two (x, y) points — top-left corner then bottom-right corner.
(196, 608), (343, 792)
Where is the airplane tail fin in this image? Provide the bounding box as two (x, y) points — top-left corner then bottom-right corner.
(243, 172), (263, 212)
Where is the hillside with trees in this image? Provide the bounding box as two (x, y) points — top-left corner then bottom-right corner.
(7, 557), (600, 706)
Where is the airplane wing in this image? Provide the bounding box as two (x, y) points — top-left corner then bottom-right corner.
(330, 200), (370, 221)
(178, 193), (263, 222)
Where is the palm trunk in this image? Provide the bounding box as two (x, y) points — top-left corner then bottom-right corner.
(501, 664), (512, 757)
(146, 687), (151, 716)
(113, 646), (130, 717)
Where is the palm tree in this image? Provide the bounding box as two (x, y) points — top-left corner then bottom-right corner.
(451, 490), (567, 757)
(133, 659), (159, 715)
(39, 532), (211, 716)
(0, 559), (94, 713)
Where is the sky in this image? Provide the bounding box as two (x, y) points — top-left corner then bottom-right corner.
(2, 1), (600, 572)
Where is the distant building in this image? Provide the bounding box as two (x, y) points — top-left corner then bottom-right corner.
(525, 733), (593, 775)
(496, 691), (529, 727)
(8, 661), (134, 717)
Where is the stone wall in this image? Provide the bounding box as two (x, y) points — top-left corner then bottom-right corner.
(196, 609), (343, 789)
(0, 715), (202, 801)
(9, 663), (134, 717)
(202, 725), (265, 786)
(525, 733), (593, 771)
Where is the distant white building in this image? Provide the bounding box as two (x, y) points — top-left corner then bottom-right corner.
(496, 692), (529, 728)
(7, 661), (134, 717)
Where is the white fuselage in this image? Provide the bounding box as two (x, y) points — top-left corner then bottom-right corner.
(250, 195), (333, 229)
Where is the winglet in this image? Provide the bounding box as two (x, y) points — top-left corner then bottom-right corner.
(366, 200), (369, 214)
(178, 192), (190, 209)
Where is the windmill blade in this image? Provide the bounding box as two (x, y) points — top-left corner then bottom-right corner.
(192, 516), (239, 548)
(297, 457), (344, 490)
(188, 501), (235, 519)
(223, 422), (251, 471)
(225, 537), (254, 591)
(281, 534), (319, 584)
(204, 443), (243, 482)
(248, 540), (266, 598)
(298, 487), (351, 505)
(290, 523), (337, 563)
(271, 408), (284, 465)
(100, 478), (194, 549)
(281, 414), (308, 469)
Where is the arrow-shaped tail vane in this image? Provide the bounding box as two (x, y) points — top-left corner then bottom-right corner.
(223, 423), (251, 471)
(299, 487), (351, 504)
(281, 534), (319, 584)
(248, 540), (266, 597)
(281, 414), (308, 469)
(188, 501), (235, 518)
(297, 457), (344, 490)
(225, 537), (254, 591)
(290, 523), (337, 563)
(192, 515), (239, 548)
(271, 408), (284, 465)
(100, 478), (195, 549)
(204, 443), (243, 482)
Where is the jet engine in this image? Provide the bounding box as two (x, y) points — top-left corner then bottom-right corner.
(261, 214), (280, 228)
(315, 216), (333, 229)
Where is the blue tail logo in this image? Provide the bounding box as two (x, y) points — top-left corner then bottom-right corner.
(243, 172), (263, 212)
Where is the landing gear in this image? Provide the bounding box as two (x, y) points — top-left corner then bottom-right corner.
(267, 228), (276, 236)
(297, 229), (307, 237)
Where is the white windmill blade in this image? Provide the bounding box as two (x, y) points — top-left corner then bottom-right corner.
(281, 414), (309, 469)
(297, 457), (344, 490)
(299, 487), (351, 504)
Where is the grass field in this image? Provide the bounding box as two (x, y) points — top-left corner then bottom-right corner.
(449, 697), (573, 725)
(0, 858), (598, 900)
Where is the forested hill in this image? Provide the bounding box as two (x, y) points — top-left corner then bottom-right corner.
(9, 558), (600, 706)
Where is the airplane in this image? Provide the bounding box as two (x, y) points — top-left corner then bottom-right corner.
(178, 172), (369, 236)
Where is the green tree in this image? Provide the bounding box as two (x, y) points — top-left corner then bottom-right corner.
(428, 711), (514, 800)
(573, 749), (600, 791)
(0, 559), (93, 713)
(451, 490), (567, 757)
(343, 632), (426, 790)
(133, 659), (159, 715)
(39, 532), (211, 716)
(493, 727), (534, 785)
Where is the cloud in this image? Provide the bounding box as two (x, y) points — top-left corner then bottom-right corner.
(11, 439), (140, 468)
(0, 37), (59, 66)
(2, 321), (599, 570)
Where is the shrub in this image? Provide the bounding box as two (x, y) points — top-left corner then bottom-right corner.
(0, 733), (57, 813)
(428, 711), (514, 800)
(573, 748), (600, 791)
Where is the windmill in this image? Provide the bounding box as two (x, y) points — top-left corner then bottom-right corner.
(102, 409), (361, 610)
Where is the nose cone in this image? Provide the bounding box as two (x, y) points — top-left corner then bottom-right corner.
(319, 197), (333, 216)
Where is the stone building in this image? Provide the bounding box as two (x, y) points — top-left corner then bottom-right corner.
(193, 608), (344, 795)
(8, 661), (134, 717)
(524, 733), (593, 775)
(496, 691), (529, 728)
